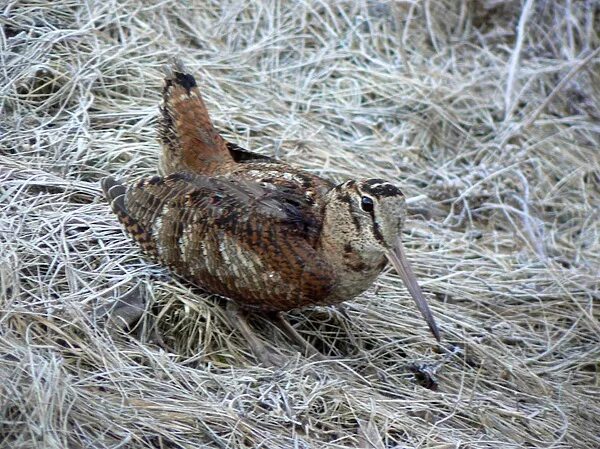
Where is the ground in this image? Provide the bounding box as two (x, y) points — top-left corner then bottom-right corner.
(1, 1), (599, 448)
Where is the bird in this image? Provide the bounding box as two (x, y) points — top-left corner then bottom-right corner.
(101, 62), (441, 364)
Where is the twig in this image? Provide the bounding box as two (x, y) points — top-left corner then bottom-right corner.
(504, 0), (535, 121)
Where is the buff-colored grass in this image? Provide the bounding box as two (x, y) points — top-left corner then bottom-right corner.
(1, 1), (599, 448)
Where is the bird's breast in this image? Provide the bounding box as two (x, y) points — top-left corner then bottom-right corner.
(321, 251), (388, 303)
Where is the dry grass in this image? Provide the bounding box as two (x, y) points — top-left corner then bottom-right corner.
(1, 1), (599, 448)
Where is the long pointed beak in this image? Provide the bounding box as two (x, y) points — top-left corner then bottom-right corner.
(386, 236), (441, 342)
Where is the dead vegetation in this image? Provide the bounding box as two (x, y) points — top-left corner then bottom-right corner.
(1, 0), (599, 447)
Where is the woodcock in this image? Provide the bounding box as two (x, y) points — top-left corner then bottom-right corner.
(102, 63), (440, 363)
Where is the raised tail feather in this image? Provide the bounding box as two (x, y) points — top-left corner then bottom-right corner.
(101, 176), (158, 258)
(157, 61), (231, 176)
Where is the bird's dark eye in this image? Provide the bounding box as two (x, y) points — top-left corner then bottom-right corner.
(360, 196), (374, 213)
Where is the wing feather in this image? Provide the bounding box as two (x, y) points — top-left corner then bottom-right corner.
(102, 173), (335, 311)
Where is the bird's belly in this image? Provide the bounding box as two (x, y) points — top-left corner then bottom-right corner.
(165, 228), (386, 312)
(170, 232), (336, 312)
(186, 264), (337, 313)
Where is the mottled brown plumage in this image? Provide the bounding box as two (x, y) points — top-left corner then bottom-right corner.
(102, 63), (441, 351)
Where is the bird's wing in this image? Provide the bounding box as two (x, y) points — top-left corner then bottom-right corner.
(101, 173), (334, 310)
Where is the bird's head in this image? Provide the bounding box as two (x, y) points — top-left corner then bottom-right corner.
(326, 178), (440, 341)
